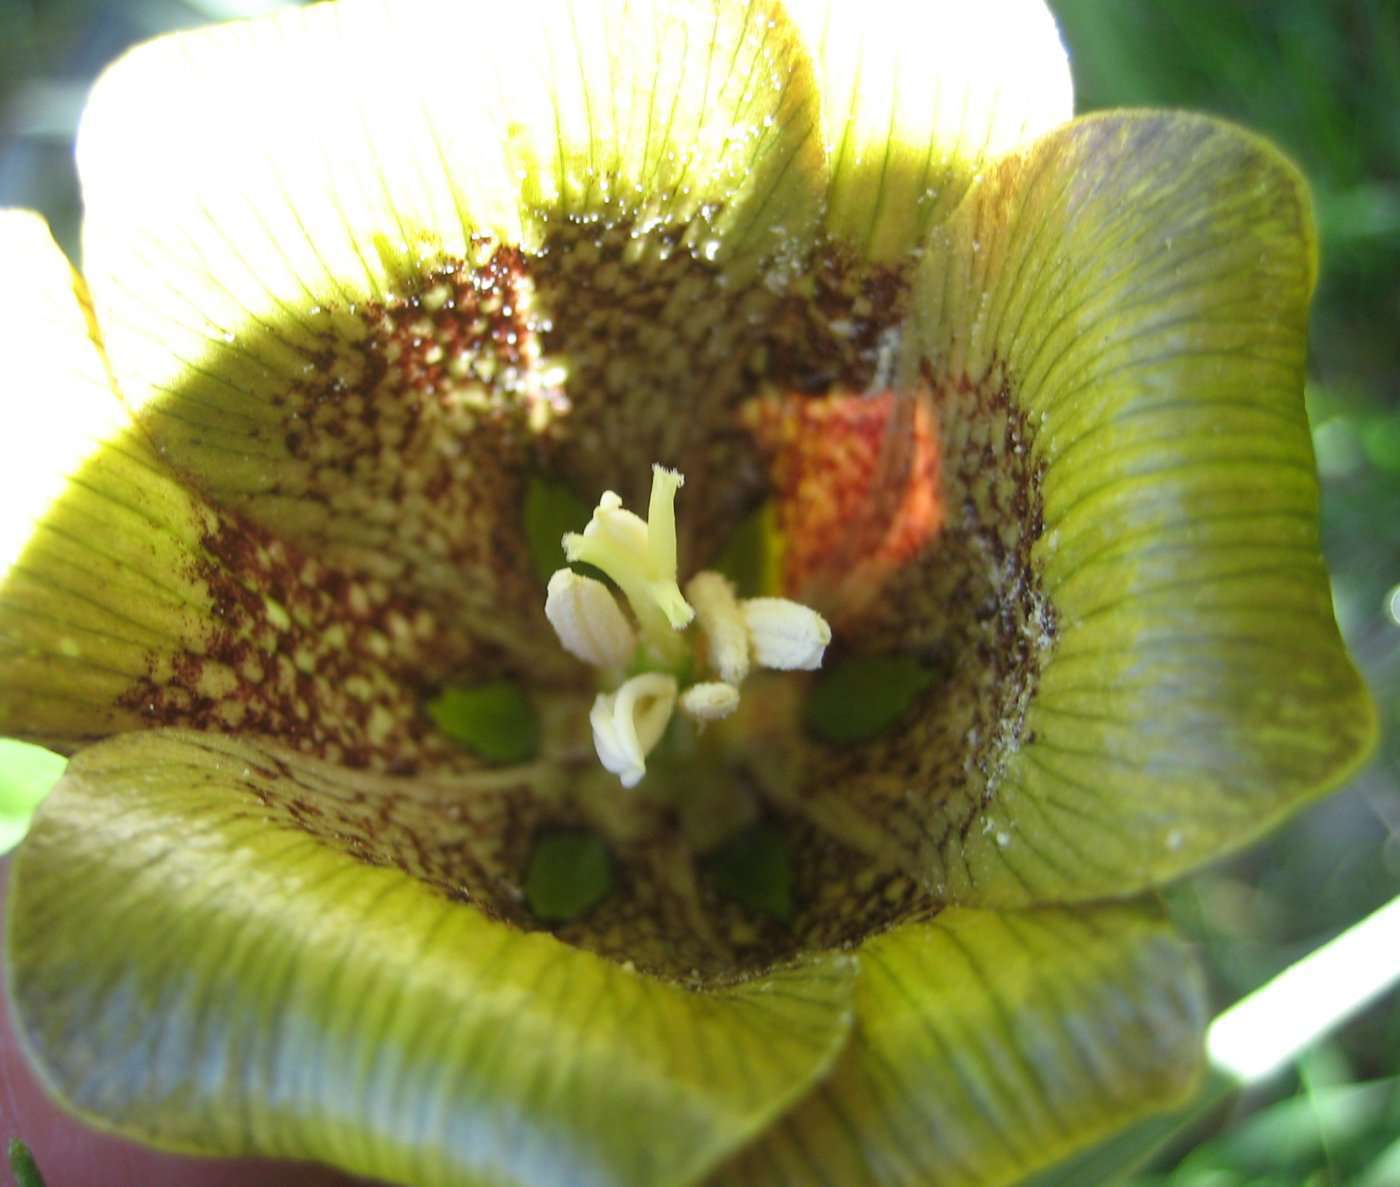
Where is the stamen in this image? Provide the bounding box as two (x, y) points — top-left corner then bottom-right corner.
(542, 465), (834, 788)
(741, 598), (832, 670)
(545, 569), (636, 670)
(679, 681), (741, 723)
(589, 672), (678, 788)
(685, 571), (750, 685)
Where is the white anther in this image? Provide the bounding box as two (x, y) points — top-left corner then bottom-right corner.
(685, 571), (751, 686)
(589, 672), (678, 788)
(545, 569), (637, 670)
(741, 598), (832, 671)
(679, 681), (741, 723)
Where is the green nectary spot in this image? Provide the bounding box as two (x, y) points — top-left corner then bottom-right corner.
(0, 739), (67, 856)
(711, 502), (783, 597)
(524, 474), (593, 584)
(8, 1140), (47, 1187)
(804, 654), (939, 745)
(706, 821), (793, 923)
(525, 831), (614, 922)
(426, 681), (538, 764)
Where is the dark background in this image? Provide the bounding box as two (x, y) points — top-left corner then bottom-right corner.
(1, 1), (1397, 1183)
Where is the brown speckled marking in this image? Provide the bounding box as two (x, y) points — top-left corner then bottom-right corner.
(529, 218), (765, 539)
(529, 223), (911, 565)
(142, 220), (1051, 983)
(799, 369), (1054, 894)
(120, 507), (485, 773)
(550, 813), (928, 981)
(226, 743), (546, 925)
(758, 242), (913, 396)
(256, 240), (569, 673)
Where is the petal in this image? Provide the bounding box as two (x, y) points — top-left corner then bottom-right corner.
(905, 112), (1376, 901)
(0, 217), (496, 766)
(784, 0), (1072, 258)
(0, 211), (219, 745)
(715, 902), (1206, 1187)
(73, 0), (829, 630)
(8, 729), (857, 1187)
(0, 211), (122, 583)
(6, 210), (531, 773)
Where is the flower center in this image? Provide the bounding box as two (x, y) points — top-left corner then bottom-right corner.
(544, 464), (831, 788)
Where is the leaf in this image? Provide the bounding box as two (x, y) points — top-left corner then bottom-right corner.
(7, 1140), (47, 1187)
(0, 739), (67, 854)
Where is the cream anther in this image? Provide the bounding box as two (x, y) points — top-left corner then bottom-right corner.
(741, 598), (832, 670)
(544, 569), (636, 670)
(679, 681), (741, 723)
(685, 571), (750, 685)
(589, 672), (678, 789)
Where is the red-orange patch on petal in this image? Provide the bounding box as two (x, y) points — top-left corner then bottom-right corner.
(741, 390), (945, 620)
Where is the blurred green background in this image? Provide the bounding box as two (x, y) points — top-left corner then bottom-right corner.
(1050, 4), (1400, 1184)
(1, 1), (1397, 1184)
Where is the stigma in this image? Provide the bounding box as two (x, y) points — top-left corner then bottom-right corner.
(544, 465), (831, 787)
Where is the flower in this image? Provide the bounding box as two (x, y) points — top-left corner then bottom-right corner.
(0, 1), (1376, 1185)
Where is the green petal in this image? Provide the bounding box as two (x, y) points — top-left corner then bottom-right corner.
(715, 902), (1206, 1187)
(0, 211), (223, 746)
(72, 0), (826, 623)
(8, 729), (856, 1187)
(783, 0), (1072, 258)
(912, 112), (1376, 902)
(0, 218), (486, 767)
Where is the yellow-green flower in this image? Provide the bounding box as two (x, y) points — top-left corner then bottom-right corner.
(0, 2), (1376, 1186)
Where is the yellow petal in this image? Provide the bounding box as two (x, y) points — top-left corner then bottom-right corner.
(76, 0), (827, 427)
(0, 215), (483, 762)
(0, 211), (210, 744)
(0, 210), (126, 590)
(784, 0), (1073, 258)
